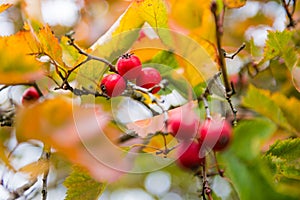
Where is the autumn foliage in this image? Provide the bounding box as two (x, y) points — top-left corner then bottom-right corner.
(0, 0), (300, 200)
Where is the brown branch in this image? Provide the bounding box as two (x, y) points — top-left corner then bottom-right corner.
(66, 33), (118, 73)
(281, 0), (297, 28)
(41, 145), (51, 200)
(211, 2), (232, 96)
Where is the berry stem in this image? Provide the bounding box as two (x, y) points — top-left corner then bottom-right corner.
(213, 151), (224, 177)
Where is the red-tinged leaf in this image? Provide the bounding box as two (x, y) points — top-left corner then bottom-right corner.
(0, 3), (12, 13)
(15, 97), (134, 183)
(0, 31), (44, 84)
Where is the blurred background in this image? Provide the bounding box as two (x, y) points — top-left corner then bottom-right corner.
(0, 0), (296, 199)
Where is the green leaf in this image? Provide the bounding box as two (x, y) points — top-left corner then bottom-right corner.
(260, 30), (296, 70)
(64, 166), (106, 200)
(264, 138), (300, 179)
(242, 85), (296, 134)
(231, 118), (276, 161)
(151, 50), (179, 69)
(269, 93), (300, 134)
(220, 118), (297, 200)
(60, 36), (81, 68)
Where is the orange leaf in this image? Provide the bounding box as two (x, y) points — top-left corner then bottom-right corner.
(0, 3), (12, 13)
(223, 0), (246, 8)
(0, 30), (44, 84)
(15, 97), (133, 183)
(37, 25), (66, 68)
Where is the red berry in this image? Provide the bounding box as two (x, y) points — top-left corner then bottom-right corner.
(100, 74), (126, 97)
(116, 54), (142, 80)
(198, 118), (232, 152)
(22, 87), (40, 106)
(168, 111), (200, 141)
(136, 67), (162, 94)
(176, 141), (204, 170)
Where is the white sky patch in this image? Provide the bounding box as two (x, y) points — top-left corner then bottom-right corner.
(0, 12), (14, 36)
(41, 0), (79, 27)
(144, 171), (171, 196)
(245, 25), (273, 47)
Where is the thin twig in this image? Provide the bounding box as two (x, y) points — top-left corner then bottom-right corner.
(66, 34), (117, 73)
(41, 144), (51, 200)
(213, 151), (224, 177)
(8, 179), (38, 200)
(32, 82), (43, 97)
(200, 157), (214, 200)
(281, 0), (297, 28)
(223, 43), (246, 59)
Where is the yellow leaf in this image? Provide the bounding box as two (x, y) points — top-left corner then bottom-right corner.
(0, 3), (12, 13)
(143, 134), (177, 154)
(0, 31), (44, 84)
(19, 160), (49, 180)
(0, 143), (13, 170)
(37, 25), (66, 68)
(168, 0), (215, 43)
(223, 0), (246, 8)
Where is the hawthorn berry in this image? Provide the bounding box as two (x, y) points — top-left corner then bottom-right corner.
(168, 111), (200, 141)
(116, 53), (142, 80)
(21, 87), (40, 106)
(100, 74), (126, 97)
(198, 118), (232, 152)
(136, 67), (162, 94)
(176, 141), (204, 170)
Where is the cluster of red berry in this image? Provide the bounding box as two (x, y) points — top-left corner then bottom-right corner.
(20, 53), (233, 173)
(168, 111), (232, 170)
(100, 53), (162, 97)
